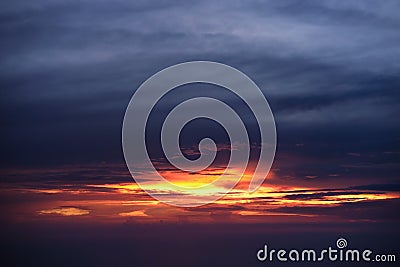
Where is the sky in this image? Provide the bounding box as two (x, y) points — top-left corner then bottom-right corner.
(0, 0), (400, 266)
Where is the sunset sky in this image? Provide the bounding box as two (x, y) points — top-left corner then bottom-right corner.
(1, 0), (399, 266)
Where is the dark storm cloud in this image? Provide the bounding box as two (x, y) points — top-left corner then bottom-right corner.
(272, 198), (400, 221)
(350, 183), (400, 192)
(283, 190), (384, 200)
(1, 0), (399, 186)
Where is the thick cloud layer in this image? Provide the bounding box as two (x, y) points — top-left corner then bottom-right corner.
(1, 0), (399, 186)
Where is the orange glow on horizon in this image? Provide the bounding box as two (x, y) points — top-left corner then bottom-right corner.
(2, 165), (399, 224)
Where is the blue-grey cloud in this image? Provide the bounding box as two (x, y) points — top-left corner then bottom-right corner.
(0, 0), (399, 187)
